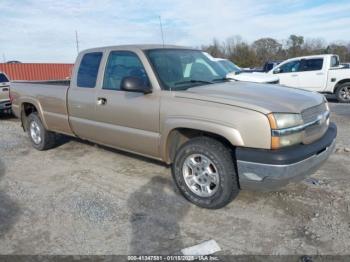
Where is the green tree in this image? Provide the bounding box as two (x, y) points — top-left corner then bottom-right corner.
(287, 35), (304, 57)
(326, 43), (349, 62)
(202, 38), (224, 58)
(252, 37), (282, 65)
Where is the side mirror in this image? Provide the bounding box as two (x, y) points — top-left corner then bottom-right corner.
(273, 67), (281, 74)
(121, 76), (152, 94)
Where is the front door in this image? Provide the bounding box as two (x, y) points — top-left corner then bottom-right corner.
(93, 51), (160, 158)
(273, 59), (301, 88)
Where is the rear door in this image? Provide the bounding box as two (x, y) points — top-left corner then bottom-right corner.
(93, 50), (160, 157)
(297, 58), (327, 91)
(272, 59), (301, 87)
(68, 52), (103, 141)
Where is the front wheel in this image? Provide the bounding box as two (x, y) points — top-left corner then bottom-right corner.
(335, 83), (350, 103)
(172, 137), (239, 209)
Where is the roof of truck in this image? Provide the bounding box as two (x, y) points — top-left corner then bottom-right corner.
(81, 44), (195, 53)
(285, 54), (336, 61)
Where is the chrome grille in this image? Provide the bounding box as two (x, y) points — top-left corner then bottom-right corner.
(301, 102), (329, 144)
(301, 103), (327, 123)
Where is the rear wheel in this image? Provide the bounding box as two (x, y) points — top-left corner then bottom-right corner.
(172, 137), (239, 209)
(335, 83), (350, 103)
(27, 113), (56, 150)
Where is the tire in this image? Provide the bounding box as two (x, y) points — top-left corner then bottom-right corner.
(26, 112), (56, 150)
(172, 136), (239, 209)
(335, 83), (350, 103)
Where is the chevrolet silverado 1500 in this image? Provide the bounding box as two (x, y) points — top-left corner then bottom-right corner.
(11, 45), (337, 209)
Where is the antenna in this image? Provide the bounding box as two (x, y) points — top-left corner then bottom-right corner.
(158, 16), (165, 47)
(75, 30), (80, 54)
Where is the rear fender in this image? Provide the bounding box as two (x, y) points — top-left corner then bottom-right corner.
(19, 97), (48, 130)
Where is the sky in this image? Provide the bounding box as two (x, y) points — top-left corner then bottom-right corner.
(1, 0), (350, 63)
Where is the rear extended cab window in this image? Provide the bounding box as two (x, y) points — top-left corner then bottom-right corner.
(0, 73), (9, 83)
(331, 56), (340, 67)
(77, 52), (103, 88)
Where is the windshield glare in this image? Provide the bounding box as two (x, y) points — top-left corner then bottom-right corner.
(146, 49), (227, 90)
(219, 60), (241, 74)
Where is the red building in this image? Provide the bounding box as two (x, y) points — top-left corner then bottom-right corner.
(0, 63), (74, 81)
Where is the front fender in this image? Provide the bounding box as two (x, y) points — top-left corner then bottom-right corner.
(160, 117), (244, 162)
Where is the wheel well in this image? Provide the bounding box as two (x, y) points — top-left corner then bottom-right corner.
(166, 128), (233, 163)
(335, 79), (350, 91)
(21, 103), (38, 130)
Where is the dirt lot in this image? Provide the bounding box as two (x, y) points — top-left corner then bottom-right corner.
(0, 103), (349, 255)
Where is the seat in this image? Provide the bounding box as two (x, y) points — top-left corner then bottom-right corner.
(190, 63), (213, 81)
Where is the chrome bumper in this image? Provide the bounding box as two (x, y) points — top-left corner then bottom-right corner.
(0, 100), (11, 110)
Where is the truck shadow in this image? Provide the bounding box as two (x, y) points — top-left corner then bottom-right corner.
(127, 176), (191, 254)
(57, 135), (167, 166)
(0, 159), (20, 238)
(0, 111), (16, 120)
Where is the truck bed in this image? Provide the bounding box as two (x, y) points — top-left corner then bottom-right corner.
(10, 81), (72, 135)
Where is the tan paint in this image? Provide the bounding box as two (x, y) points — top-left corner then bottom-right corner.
(11, 44), (327, 163)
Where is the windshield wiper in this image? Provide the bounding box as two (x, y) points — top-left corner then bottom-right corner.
(174, 79), (213, 86)
(212, 77), (231, 82)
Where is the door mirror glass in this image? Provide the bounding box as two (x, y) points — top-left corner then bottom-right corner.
(121, 76), (152, 94)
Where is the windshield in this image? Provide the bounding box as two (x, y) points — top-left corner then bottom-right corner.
(218, 60), (241, 74)
(0, 73), (9, 83)
(146, 49), (227, 90)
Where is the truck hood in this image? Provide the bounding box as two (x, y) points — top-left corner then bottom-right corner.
(227, 72), (279, 83)
(175, 82), (324, 114)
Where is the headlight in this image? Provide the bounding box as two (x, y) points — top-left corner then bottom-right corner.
(324, 100), (330, 112)
(269, 113), (303, 129)
(268, 113), (304, 149)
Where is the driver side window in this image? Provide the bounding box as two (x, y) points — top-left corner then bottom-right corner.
(103, 51), (149, 90)
(274, 60), (301, 74)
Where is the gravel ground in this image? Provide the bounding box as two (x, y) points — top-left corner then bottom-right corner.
(0, 103), (349, 255)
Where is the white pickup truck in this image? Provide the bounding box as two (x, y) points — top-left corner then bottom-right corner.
(0, 72), (11, 113)
(268, 54), (350, 103)
(204, 53), (279, 84)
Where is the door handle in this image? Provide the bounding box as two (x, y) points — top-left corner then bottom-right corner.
(291, 74), (298, 77)
(97, 97), (107, 105)
(316, 72), (324, 75)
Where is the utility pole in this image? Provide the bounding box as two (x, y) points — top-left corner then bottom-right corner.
(158, 16), (165, 47)
(2, 53), (6, 63)
(75, 30), (80, 54)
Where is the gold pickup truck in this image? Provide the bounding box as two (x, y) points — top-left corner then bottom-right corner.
(10, 45), (337, 209)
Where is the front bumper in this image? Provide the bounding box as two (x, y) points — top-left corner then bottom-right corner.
(236, 123), (337, 191)
(0, 100), (11, 111)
